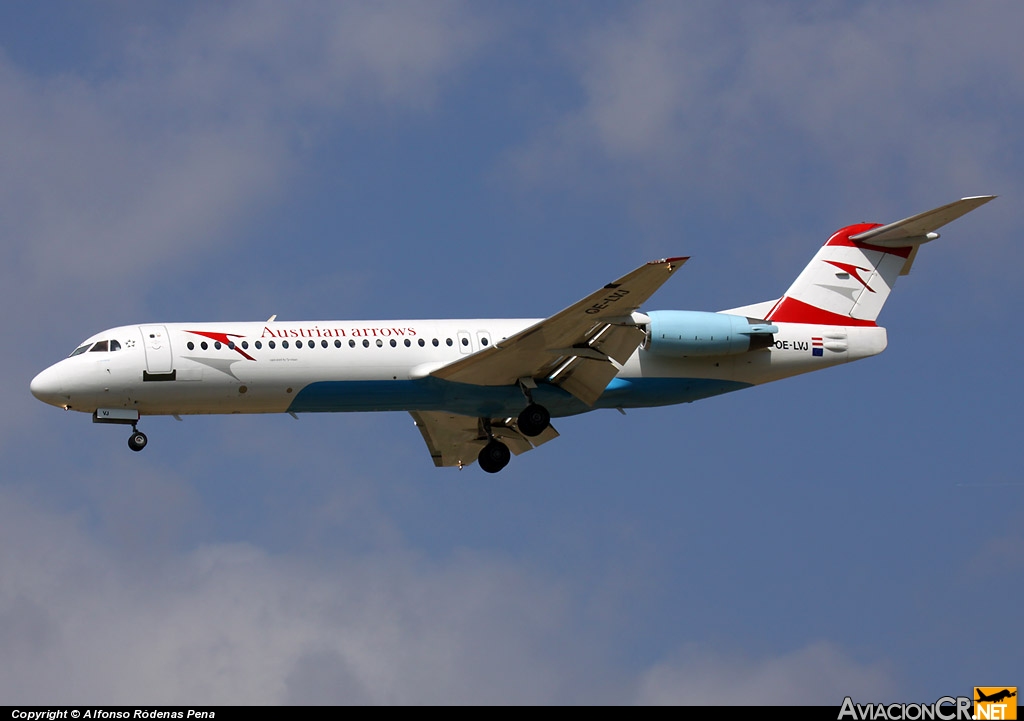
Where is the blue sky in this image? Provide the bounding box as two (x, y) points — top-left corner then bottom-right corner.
(2, 1), (1021, 704)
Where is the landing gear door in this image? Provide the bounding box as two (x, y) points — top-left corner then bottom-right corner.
(139, 325), (173, 373)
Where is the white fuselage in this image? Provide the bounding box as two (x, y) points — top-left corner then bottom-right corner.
(30, 317), (887, 420)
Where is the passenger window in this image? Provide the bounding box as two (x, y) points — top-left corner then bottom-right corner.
(461, 337), (469, 346)
(283, 340), (289, 349)
(201, 342), (208, 350)
(419, 339), (425, 347)
(334, 339), (342, 348)
(214, 341), (222, 350)
(90, 340), (109, 352)
(294, 340), (301, 350)
(269, 341), (276, 349)
(481, 337), (488, 346)
(309, 340), (315, 348)
(404, 339), (411, 347)
(376, 339), (383, 348)
(255, 341), (262, 350)
(350, 339), (356, 348)
(110, 340), (121, 351)
(228, 341), (235, 350)
(187, 342), (195, 351)
(432, 339), (439, 347)
(390, 339), (397, 347)
(363, 339), (370, 348)
(241, 341), (248, 349)
(322, 340), (328, 348)
(446, 338), (453, 347)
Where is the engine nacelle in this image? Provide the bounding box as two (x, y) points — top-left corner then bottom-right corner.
(643, 310), (777, 357)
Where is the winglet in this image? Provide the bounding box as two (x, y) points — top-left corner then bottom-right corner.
(648, 257), (689, 273)
(650, 256), (690, 264)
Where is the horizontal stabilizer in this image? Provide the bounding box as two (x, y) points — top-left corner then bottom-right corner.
(850, 195), (995, 246)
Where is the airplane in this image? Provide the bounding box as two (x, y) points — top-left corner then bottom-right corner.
(976, 689), (1017, 704)
(30, 196), (994, 473)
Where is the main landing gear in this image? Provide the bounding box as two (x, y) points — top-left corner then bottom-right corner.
(478, 439), (511, 474)
(516, 403), (550, 438)
(476, 400), (552, 474)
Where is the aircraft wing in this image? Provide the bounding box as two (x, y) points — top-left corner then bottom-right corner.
(430, 257), (687, 405)
(410, 411), (559, 468)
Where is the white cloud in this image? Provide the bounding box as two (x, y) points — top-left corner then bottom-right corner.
(510, 2), (1024, 213)
(635, 642), (895, 705)
(0, 2), (486, 291)
(0, 486), (894, 704)
(0, 488), (577, 704)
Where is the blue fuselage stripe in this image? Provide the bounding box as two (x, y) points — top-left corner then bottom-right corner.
(288, 377), (752, 417)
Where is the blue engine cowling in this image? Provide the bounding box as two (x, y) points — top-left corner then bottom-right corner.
(643, 310), (777, 357)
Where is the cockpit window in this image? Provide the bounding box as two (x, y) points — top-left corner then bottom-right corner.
(90, 340), (110, 352)
(110, 340), (121, 351)
(69, 343), (92, 357)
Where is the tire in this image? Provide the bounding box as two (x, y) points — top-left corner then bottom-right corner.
(478, 440), (511, 473)
(517, 403), (550, 437)
(128, 431), (148, 452)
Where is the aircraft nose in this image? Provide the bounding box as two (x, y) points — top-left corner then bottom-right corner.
(30, 365), (67, 406)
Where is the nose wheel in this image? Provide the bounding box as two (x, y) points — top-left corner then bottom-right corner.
(128, 428), (148, 452)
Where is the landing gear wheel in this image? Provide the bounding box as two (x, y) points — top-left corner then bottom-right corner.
(128, 431), (148, 452)
(517, 403), (550, 437)
(478, 440), (511, 474)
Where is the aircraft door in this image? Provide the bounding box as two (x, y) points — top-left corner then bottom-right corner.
(457, 331), (473, 354)
(139, 325), (173, 373)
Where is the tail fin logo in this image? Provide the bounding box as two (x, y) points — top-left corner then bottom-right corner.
(824, 260), (876, 293)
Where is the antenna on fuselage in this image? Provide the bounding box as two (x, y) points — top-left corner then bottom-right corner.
(266, 314), (277, 322)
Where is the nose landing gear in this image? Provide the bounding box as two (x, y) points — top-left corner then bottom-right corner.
(93, 409), (149, 452)
(128, 428), (148, 452)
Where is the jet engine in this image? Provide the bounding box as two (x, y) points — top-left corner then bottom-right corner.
(643, 310), (777, 357)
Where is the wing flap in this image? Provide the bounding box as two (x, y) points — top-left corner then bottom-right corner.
(491, 417), (559, 455)
(590, 323), (648, 364)
(410, 411), (487, 467)
(548, 357), (621, 406)
(410, 411), (560, 468)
